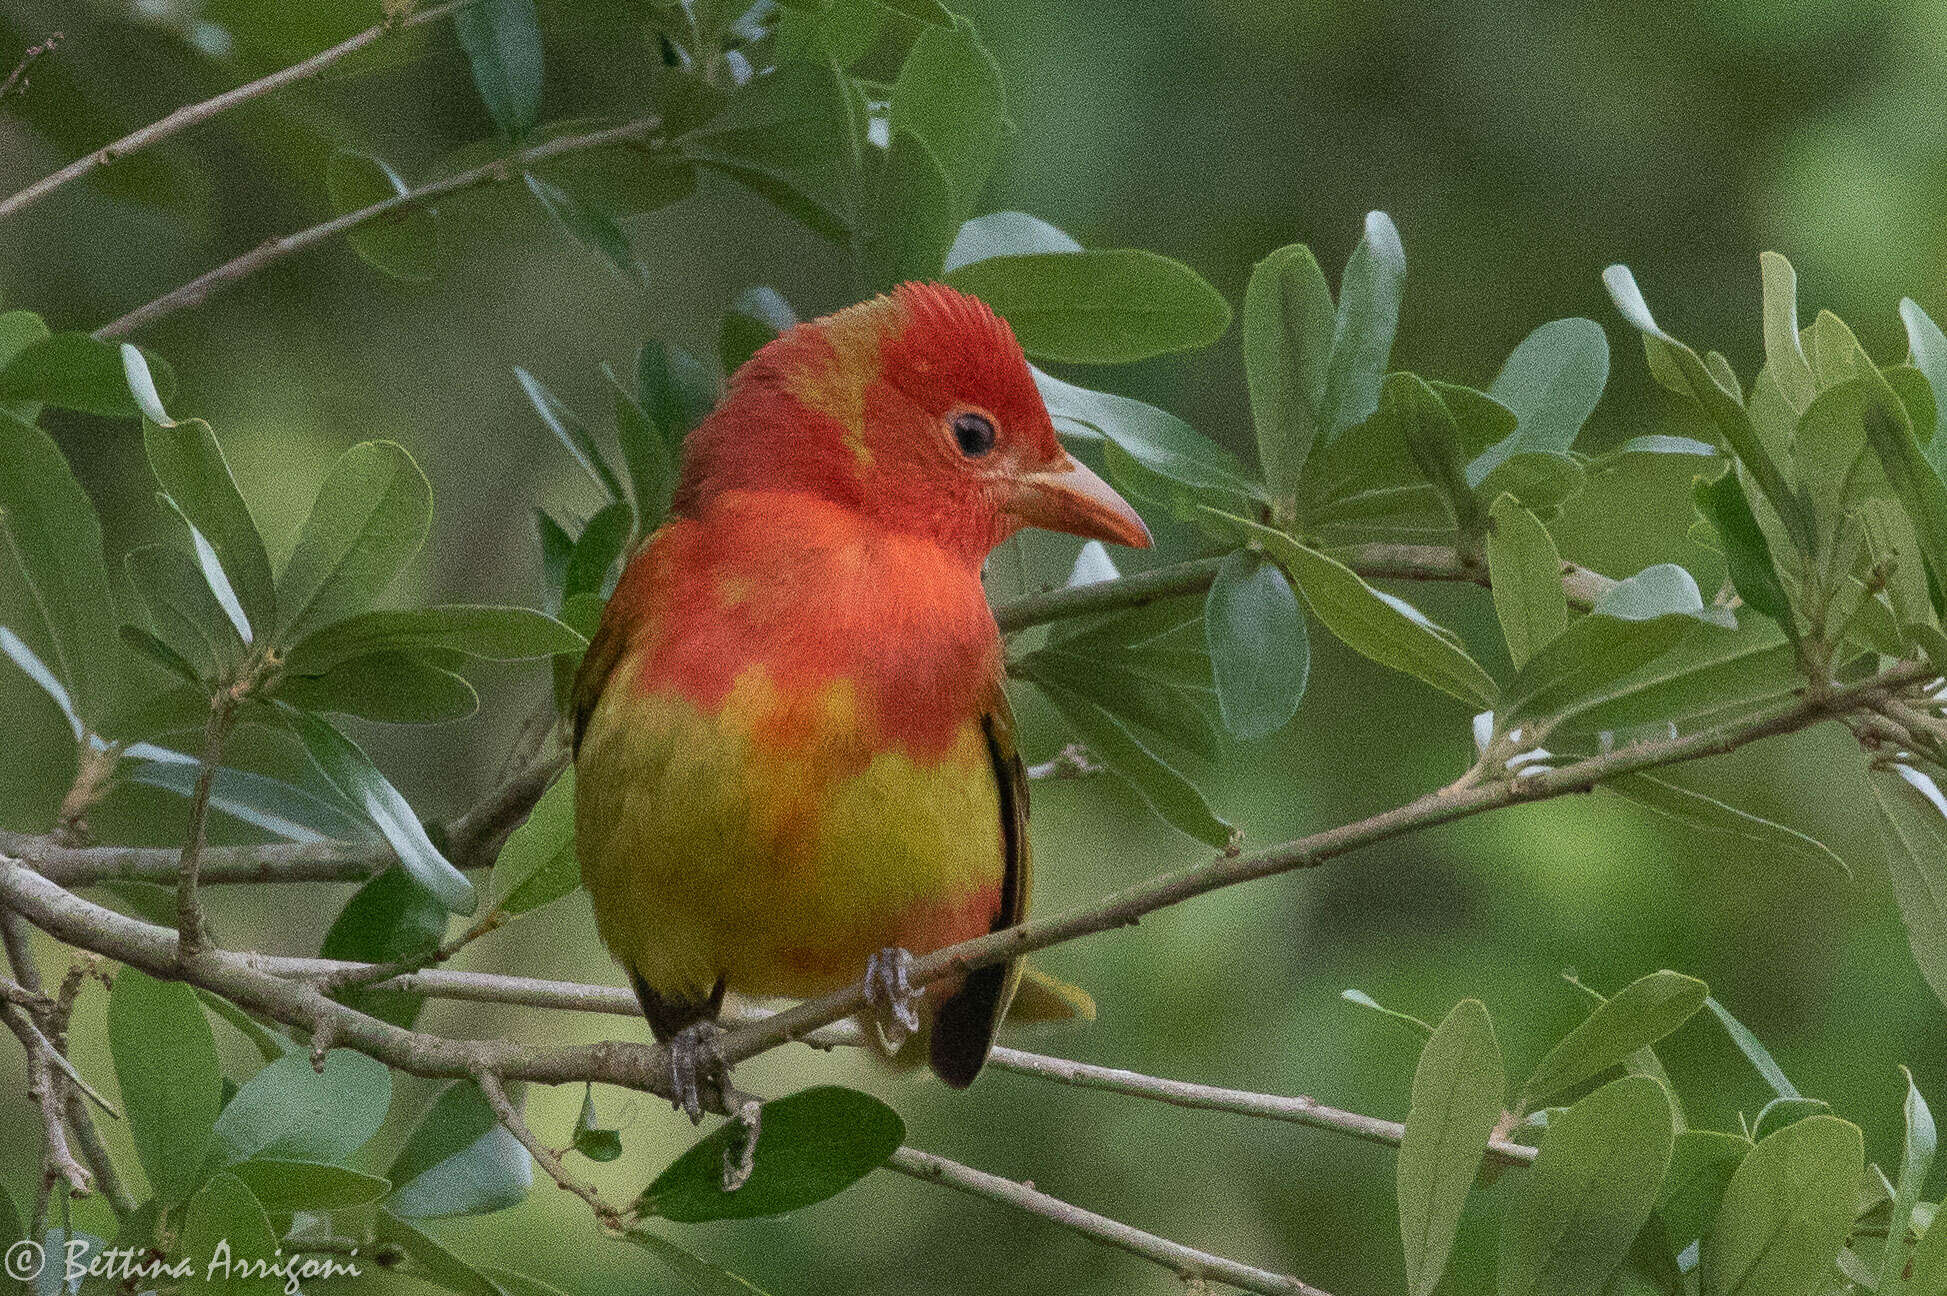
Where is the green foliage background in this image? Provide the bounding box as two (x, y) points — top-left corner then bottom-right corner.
(3, 1), (1945, 1291)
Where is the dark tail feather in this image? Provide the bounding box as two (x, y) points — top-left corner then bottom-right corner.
(631, 970), (725, 1043)
(927, 961), (1011, 1088)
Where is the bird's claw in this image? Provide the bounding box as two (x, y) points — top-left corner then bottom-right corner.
(667, 1021), (726, 1125)
(863, 946), (922, 1050)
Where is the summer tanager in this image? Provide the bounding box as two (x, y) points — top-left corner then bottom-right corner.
(572, 283), (1150, 1118)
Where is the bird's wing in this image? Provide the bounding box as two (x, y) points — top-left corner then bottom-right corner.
(927, 674), (1029, 1087)
(569, 599), (632, 758)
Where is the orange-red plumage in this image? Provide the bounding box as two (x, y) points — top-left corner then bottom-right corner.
(573, 283), (1148, 1094)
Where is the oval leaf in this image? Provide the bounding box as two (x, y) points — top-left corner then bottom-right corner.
(1204, 549), (1307, 739)
(1521, 971), (1707, 1108)
(1499, 1075), (1677, 1296)
(639, 1086), (904, 1222)
(108, 967), (221, 1206)
(275, 440), (432, 649)
(944, 249), (1232, 364)
(327, 150), (440, 282)
(212, 1048), (392, 1166)
(1399, 999), (1505, 1296)
(1701, 1115), (1862, 1296)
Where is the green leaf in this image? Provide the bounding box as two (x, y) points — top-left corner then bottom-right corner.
(156, 492), (256, 647)
(944, 249), (1232, 364)
(1604, 265), (1807, 548)
(1393, 375), (1487, 540)
(275, 440), (432, 649)
(284, 604), (585, 675)
(388, 1081), (532, 1218)
(625, 1231), (774, 1295)
(1203, 549), (1307, 739)
(1658, 1130), (1751, 1250)
(1471, 318), (1610, 485)
(212, 1047), (391, 1165)
(0, 333), (173, 418)
(1486, 494), (1569, 669)
(195, 991), (294, 1063)
(1478, 452), (1587, 513)
(679, 60), (862, 236)
(108, 967), (221, 1206)
(1501, 564), (1730, 726)
(1202, 509), (1498, 707)
(479, 1267), (574, 1296)
(1, 625), (90, 742)
(1554, 618), (1797, 737)
(276, 649), (479, 724)
(517, 366), (625, 507)
(1603, 773), (1848, 877)
(1033, 676), (1234, 846)
(179, 1171), (281, 1294)
(1862, 400), (1947, 617)
(229, 1160), (391, 1212)
(889, 16), (1006, 221)
(638, 339), (717, 444)
(1242, 242), (1334, 504)
(859, 128), (957, 290)
(454, 0), (543, 139)
(1868, 764), (1947, 1014)
(1318, 211), (1406, 441)
(1701, 1115), (1862, 1296)
(775, 0), (882, 66)
(1499, 1075), (1677, 1296)
(1022, 644), (1220, 759)
(119, 623), (203, 684)
(1693, 467), (1792, 625)
(142, 415), (276, 637)
(0, 408), (121, 728)
(639, 1086), (903, 1222)
(1750, 1096), (1829, 1143)
(126, 750), (373, 844)
(571, 1086), (623, 1164)
(1760, 253), (1817, 415)
(1521, 971), (1707, 1110)
(1398, 999), (1505, 1296)
(718, 287), (795, 377)
(566, 500), (630, 599)
(489, 768), (580, 916)
(1881, 1068), (1940, 1293)
(944, 211), (1080, 271)
(375, 1211), (503, 1296)
(320, 866), (448, 1030)
(1036, 368), (1257, 510)
(281, 703), (475, 914)
(525, 172), (644, 286)
(1902, 297), (1947, 475)
(327, 151), (440, 281)
(1700, 996), (1800, 1101)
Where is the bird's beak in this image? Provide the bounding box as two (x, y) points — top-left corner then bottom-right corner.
(1007, 451), (1152, 549)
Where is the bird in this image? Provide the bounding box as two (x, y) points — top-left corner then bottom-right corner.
(571, 282), (1151, 1122)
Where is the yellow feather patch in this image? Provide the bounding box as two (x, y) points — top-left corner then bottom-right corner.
(782, 299), (886, 471)
(575, 657), (1004, 1004)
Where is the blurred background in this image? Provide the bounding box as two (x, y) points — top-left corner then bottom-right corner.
(2, 1), (1944, 1291)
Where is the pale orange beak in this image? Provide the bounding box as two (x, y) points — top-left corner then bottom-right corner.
(1006, 451), (1152, 549)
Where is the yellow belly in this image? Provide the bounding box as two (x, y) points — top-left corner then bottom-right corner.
(575, 657), (1005, 1003)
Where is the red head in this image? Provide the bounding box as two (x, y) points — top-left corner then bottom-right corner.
(673, 283), (1150, 564)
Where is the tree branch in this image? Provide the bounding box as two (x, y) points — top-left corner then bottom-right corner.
(474, 1071), (624, 1231)
(887, 1147), (1324, 1296)
(93, 117), (665, 340)
(983, 1046), (1536, 1167)
(996, 544), (1615, 636)
(712, 660), (1929, 1069)
(0, 3), (467, 224)
(176, 696), (238, 959)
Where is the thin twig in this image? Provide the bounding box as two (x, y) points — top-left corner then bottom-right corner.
(886, 1146), (1323, 1296)
(474, 1071), (625, 1230)
(322, 907), (508, 994)
(0, 1000), (90, 1206)
(63, 1093), (133, 1221)
(176, 696), (238, 960)
(0, 5), (466, 223)
(0, 32), (62, 104)
(986, 1046), (1535, 1167)
(94, 116), (665, 339)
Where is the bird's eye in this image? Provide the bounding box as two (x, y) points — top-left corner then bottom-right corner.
(951, 411), (997, 458)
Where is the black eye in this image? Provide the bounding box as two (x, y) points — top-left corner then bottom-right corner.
(951, 411), (996, 458)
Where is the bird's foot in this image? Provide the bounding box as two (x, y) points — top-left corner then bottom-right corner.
(666, 1021), (726, 1125)
(720, 1099), (762, 1193)
(862, 946), (922, 1051)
